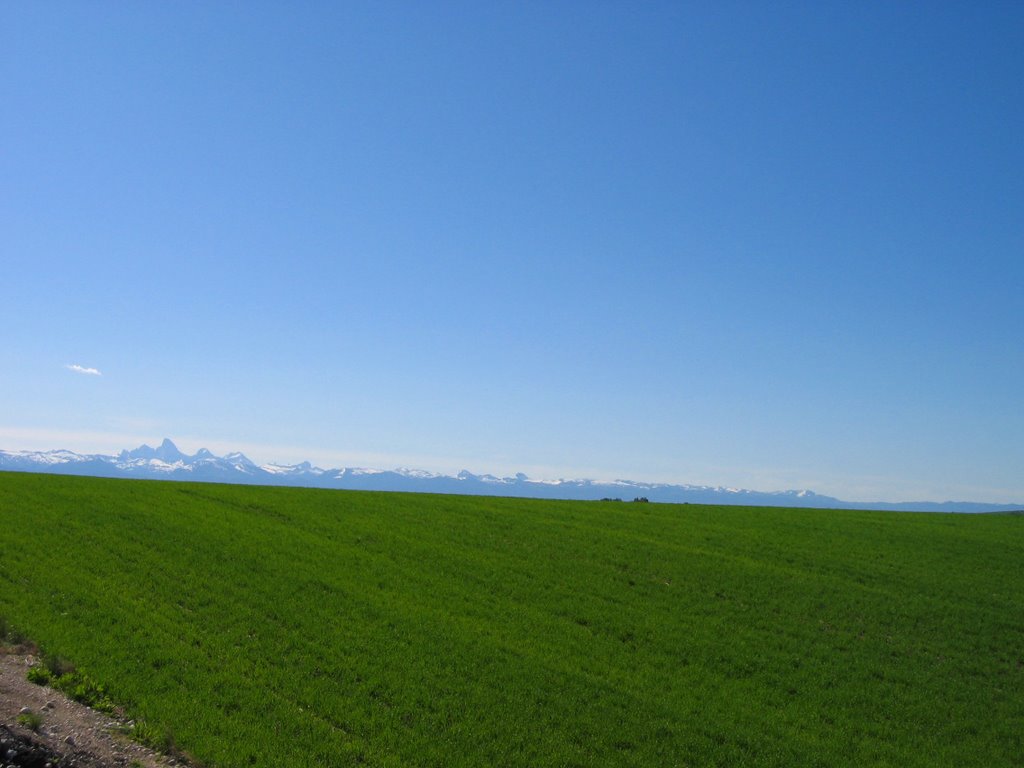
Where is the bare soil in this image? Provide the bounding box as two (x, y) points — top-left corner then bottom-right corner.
(0, 646), (183, 768)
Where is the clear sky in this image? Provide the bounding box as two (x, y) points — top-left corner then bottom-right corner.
(3, 2), (1022, 503)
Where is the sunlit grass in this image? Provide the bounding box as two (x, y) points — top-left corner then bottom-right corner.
(1, 472), (1022, 766)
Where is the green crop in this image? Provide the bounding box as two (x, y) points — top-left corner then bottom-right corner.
(1, 472), (1022, 767)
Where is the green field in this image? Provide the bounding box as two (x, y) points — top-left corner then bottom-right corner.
(1, 472), (1022, 767)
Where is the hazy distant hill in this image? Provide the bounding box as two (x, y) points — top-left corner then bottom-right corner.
(1, 438), (1020, 513)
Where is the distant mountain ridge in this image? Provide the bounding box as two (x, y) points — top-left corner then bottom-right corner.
(1, 438), (1020, 513)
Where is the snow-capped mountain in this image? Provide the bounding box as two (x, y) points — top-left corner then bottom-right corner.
(1, 439), (1020, 513)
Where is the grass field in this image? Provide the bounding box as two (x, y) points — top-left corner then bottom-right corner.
(0, 472), (1022, 767)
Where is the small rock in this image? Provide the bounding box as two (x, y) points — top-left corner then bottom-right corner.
(45, 700), (57, 710)
(64, 734), (75, 745)
(19, 706), (32, 715)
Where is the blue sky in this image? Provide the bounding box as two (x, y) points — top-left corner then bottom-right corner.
(3, 2), (1022, 503)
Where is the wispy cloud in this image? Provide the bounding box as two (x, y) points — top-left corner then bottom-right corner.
(66, 364), (102, 376)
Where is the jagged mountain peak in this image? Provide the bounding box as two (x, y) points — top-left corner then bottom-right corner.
(119, 443), (154, 461)
(223, 451), (256, 467)
(154, 438), (186, 463)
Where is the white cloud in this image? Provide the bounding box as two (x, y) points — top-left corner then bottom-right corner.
(66, 364), (102, 376)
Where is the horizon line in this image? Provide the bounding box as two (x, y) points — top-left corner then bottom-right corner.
(1, 429), (1022, 508)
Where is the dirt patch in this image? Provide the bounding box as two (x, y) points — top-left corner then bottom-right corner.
(0, 647), (183, 768)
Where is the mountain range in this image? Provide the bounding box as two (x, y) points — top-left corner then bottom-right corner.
(1, 438), (1020, 513)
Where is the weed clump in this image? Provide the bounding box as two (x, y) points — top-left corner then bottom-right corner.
(26, 653), (116, 714)
(131, 720), (177, 756)
(26, 665), (51, 685)
(16, 710), (43, 732)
